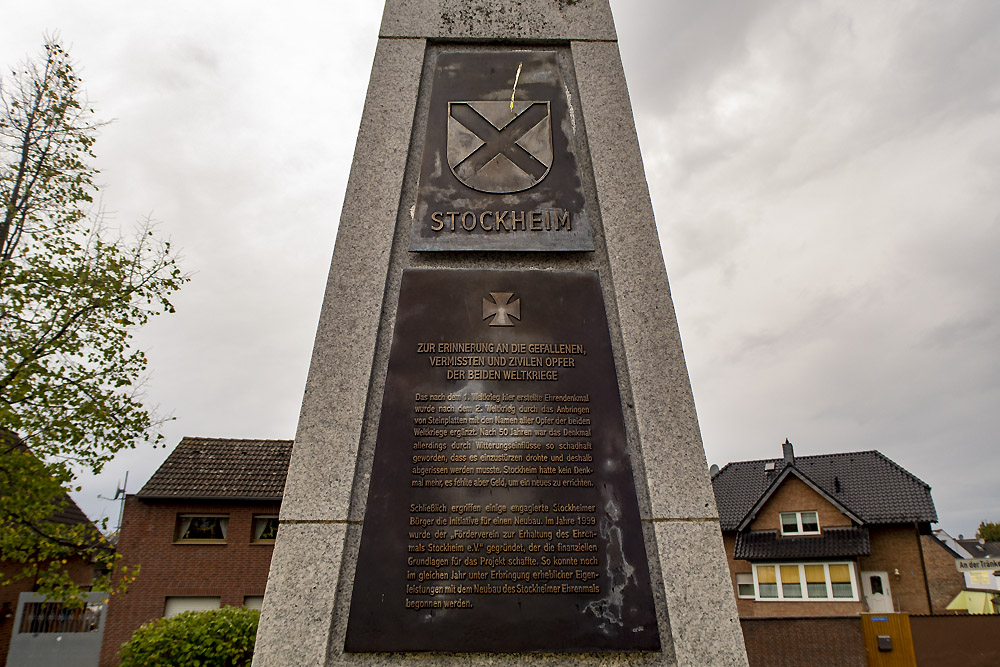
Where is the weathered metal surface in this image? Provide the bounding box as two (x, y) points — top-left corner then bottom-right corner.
(345, 269), (658, 652)
(410, 51), (594, 252)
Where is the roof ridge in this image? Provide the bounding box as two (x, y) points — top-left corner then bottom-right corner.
(180, 436), (293, 443)
(723, 449), (885, 468)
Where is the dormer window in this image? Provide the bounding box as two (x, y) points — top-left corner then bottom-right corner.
(780, 511), (819, 535)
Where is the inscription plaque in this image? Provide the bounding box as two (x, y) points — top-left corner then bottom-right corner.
(410, 51), (594, 252)
(345, 269), (658, 652)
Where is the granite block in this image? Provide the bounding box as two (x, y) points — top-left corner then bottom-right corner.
(653, 521), (749, 667)
(279, 37), (426, 523)
(261, 2), (747, 664)
(253, 522), (349, 667)
(380, 0), (617, 42)
(571, 39), (720, 522)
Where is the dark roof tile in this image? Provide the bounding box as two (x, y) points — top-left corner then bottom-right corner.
(713, 449), (937, 530)
(957, 539), (1000, 559)
(137, 437), (293, 500)
(734, 526), (871, 560)
(50, 494), (93, 526)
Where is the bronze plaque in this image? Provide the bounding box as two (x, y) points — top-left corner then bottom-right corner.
(345, 270), (658, 652)
(410, 51), (594, 252)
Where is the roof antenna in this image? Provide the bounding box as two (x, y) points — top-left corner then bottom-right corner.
(113, 471), (128, 536)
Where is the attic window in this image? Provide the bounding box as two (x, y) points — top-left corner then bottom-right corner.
(764, 462), (776, 471)
(780, 511), (820, 536)
(175, 514), (228, 543)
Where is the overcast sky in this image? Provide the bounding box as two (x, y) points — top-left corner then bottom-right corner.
(2, 1), (997, 539)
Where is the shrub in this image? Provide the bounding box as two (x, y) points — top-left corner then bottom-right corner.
(119, 606), (260, 667)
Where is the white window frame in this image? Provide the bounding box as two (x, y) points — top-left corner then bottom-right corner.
(779, 511), (820, 535)
(751, 562), (859, 601)
(735, 573), (755, 599)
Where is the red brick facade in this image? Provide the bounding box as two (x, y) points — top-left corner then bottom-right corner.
(920, 533), (967, 612)
(741, 617), (867, 667)
(749, 477), (852, 532)
(98, 497), (279, 666)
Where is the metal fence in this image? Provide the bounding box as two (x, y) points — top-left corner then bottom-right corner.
(17, 600), (104, 634)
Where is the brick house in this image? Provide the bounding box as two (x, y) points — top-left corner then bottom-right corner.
(98, 437), (292, 666)
(0, 494), (98, 667)
(1, 433), (104, 666)
(711, 440), (964, 617)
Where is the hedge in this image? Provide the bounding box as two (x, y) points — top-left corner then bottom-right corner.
(119, 606), (259, 667)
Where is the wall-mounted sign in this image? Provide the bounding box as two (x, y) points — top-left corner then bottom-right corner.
(955, 558), (1000, 572)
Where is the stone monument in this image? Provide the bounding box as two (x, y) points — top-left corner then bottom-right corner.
(254, 1), (747, 664)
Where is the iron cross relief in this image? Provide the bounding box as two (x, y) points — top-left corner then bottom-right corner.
(483, 292), (521, 327)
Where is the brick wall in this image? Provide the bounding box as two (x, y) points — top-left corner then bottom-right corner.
(742, 614), (1000, 666)
(740, 617), (866, 667)
(920, 534), (966, 613)
(98, 497), (279, 666)
(911, 614), (1000, 667)
(857, 524), (934, 614)
(749, 476), (852, 532)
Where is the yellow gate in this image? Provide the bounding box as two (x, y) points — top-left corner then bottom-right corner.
(861, 613), (916, 667)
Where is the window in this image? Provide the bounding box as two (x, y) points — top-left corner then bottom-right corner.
(751, 562), (858, 601)
(780, 565), (802, 598)
(175, 514), (228, 542)
(830, 564), (854, 598)
(805, 564), (828, 598)
(757, 566), (778, 599)
(164, 597), (221, 618)
(244, 596), (264, 610)
(252, 515), (279, 542)
(736, 573), (755, 599)
(779, 511), (820, 535)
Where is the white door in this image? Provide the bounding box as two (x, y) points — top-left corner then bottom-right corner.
(861, 571), (893, 613)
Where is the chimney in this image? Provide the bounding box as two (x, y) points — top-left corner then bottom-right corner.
(782, 439), (795, 464)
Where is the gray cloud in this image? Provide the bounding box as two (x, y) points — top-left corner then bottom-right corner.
(1, 1), (996, 538)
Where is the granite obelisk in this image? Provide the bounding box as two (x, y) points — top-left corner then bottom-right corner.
(254, 2), (748, 664)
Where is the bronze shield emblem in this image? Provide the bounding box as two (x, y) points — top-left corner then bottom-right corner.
(447, 101), (553, 193)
